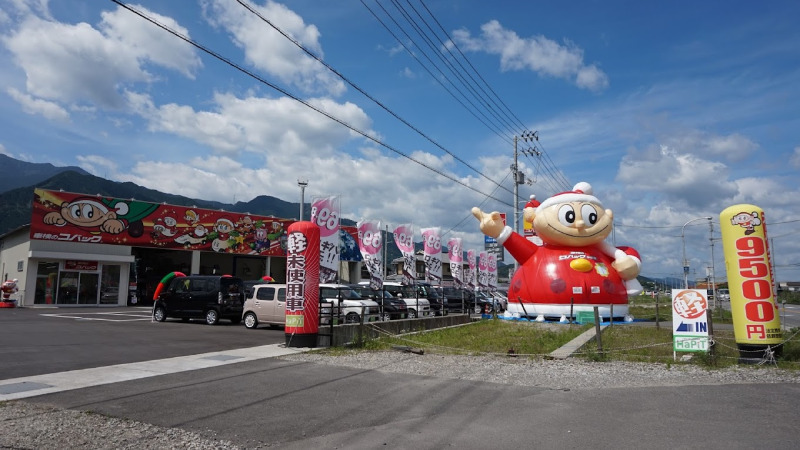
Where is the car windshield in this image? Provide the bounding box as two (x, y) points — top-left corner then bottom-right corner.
(338, 288), (362, 300)
(419, 286), (440, 298)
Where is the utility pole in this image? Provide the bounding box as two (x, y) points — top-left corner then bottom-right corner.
(512, 131), (539, 271)
(708, 219), (717, 311)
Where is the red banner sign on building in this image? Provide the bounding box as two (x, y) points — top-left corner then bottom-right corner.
(30, 188), (293, 256)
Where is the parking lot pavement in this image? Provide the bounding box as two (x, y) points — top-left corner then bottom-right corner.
(0, 306), (287, 380)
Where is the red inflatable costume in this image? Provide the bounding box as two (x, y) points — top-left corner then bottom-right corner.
(0, 279), (19, 308)
(473, 182), (642, 319)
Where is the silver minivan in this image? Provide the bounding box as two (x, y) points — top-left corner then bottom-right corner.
(242, 283), (286, 329)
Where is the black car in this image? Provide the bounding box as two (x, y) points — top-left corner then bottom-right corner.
(415, 282), (448, 316)
(351, 285), (408, 321)
(442, 287), (496, 314)
(153, 275), (245, 325)
(441, 286), (470, 313)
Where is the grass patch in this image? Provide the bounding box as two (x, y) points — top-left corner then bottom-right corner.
(319, 319), (590, 356)
(314, 317), (800, 370)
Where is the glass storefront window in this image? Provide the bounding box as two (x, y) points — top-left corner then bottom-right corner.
(34, 262), (59, 305)
(58, 271), (79, 304)
(100, 265), (121, 304)
(77, 272), (99, 305)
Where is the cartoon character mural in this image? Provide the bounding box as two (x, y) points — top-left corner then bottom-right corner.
(42, 196), (157, 237)
(472, 182), (642, 320)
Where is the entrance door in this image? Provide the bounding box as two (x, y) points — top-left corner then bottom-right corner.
(77, 272), (99, 305)
(57, 271), (100, 305)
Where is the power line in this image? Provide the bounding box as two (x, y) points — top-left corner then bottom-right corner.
(235, 0), (514, 198)
(362, 0), (512, 144)
(110, 0), (515, 208)
(418, 0), (528, 132)
(366, 0), (573, 194)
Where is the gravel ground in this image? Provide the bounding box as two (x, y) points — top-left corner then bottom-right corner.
(2, 350), (799, 449)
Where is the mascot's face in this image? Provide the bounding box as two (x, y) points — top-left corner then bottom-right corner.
(61, 200), (116, 228)
(533, 201), (613, 247)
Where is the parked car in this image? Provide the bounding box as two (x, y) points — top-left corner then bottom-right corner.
(319, 283), (380, 324)
(441, 286), (470, 313)
(415, 281), (447, 316)
(717, 288), (730, 301)
(242, 283), (286, 329)
(350, 284), (408, 321)
(153, 275), (245, 325)
(377, 281), (431, 318)
(441, 287), (498, 314)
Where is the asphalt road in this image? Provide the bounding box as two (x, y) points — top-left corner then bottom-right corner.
(19, 358), (800, 449)
(2, 306), (800, 448)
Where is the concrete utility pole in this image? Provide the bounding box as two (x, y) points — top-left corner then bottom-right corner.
(511, 131), (539, 271)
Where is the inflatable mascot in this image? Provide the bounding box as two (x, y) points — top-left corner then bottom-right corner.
(0, 279), (19, 308)
(472, 182), (642, 320)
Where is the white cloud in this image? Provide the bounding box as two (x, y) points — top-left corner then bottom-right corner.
(1, 4), (201, 110)
(99, 5), (202, 79)
(6, 87), (69, 121)
(617, 144), (738, 209)
(202, 0), (345, 96)
(125, 90), (374, 157)
(452, 20), (609, 92)
(791, 146), (800, 168)
(76, 154), (117, 176)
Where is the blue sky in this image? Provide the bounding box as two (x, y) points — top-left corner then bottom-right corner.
(1, 0), (799, 282)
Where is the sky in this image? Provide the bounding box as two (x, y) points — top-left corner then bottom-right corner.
(1, 0), (799, 283)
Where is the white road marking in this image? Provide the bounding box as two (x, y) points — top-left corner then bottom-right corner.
(0, 344), (311, 401)
(40, 311), (153, 322)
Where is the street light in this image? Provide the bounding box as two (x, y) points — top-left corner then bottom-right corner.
(297, 179), (308, 221)
(682, 216), (712, 288)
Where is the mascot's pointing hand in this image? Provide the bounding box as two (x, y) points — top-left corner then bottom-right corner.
(471, 207), (504, 239)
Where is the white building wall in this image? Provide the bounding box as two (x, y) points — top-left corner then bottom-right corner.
(1, 226), (135, 306)
(0, 227), (32, 304)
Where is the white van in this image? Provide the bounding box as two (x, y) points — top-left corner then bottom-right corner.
(375, 281), (431, 318)
(242, 283), (286, 329)
(319, 283), (380, 324)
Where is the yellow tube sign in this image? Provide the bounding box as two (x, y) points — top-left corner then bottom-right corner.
(719, 204), (781, 346)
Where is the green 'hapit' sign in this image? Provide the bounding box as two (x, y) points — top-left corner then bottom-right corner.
(285, 315), (304, 328)
(673, 335), (709, 352)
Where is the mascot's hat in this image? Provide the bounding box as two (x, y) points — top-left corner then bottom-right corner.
(537, 182), (602, 211)
(524, 194), (541, 209)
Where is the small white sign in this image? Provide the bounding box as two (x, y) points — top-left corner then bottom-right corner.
(672, 289), (710, 353)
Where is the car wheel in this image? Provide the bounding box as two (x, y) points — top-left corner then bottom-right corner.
(345, 312), (360, 324)
(408, 309), (417, 319)
(244, 312), (258, 329)
(153, 305), (166, 322)
(474, 305), (483, 314)
(205, 309), (220, 325)
(380, 312), (392, 322)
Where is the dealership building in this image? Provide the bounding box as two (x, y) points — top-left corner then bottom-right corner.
(0, 189), (364, 307)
